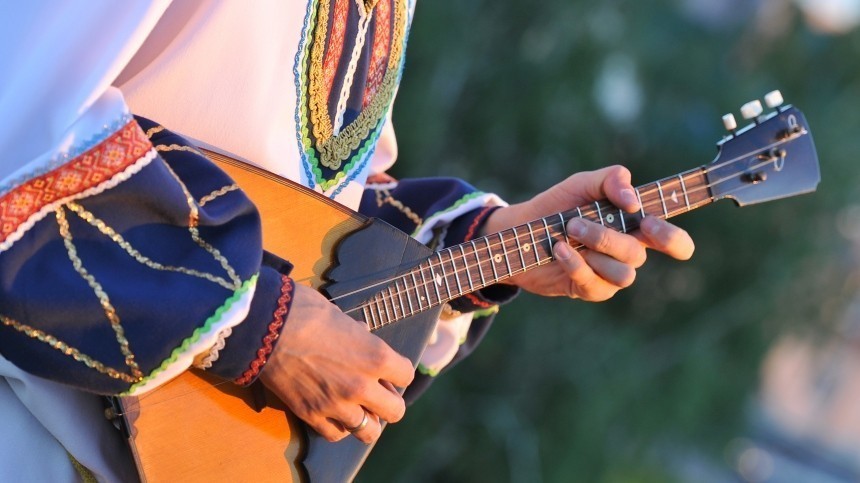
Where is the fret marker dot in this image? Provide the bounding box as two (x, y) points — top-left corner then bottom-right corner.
(420, 295), (425, 301)
(523, 243), (531, 252)
(605, 214), (615, 224)
(435, 274), (442, 286)
(494, 254), (502, 263)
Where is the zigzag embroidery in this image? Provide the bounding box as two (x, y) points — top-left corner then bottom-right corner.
(0, 120), (154, 253)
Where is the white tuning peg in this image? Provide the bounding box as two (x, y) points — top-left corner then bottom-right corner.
(764, 90), (784, 109)
(740, 100), (763, 120)
(722, 113), (738, 131)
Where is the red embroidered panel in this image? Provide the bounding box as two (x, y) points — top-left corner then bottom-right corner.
(363, 0), (392, 108)
(0, 120), (152, 245)
(323, 0), (351, 101)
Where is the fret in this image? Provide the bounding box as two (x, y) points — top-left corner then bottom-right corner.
(387, 286), (399, 318)
(447, 248), (463, 295)
(678, 173), (691, 211)
(459, 245), (475, 290)
(527, 222), (540, 265)
(362, 306), (373, 329)
(398, 279), (414, 316)
(486, 237), (499, 280)
(471, 240), (486, 285)
(427, 260), (442, 305)
(513, 226), (526, 272)
(437, 253), (453, 299)
(595, 202), (604, 226)
(682, 168), (712, 209)
(380, 293), (391, 325)
(558, 213), (569, 246)
(373, 296), (384, 327)
(541, 218), (553, 256)
(419, 266), (433, 307)
(576, 206), (583, 220)
(656, 180), (669, 217)
(396, 280), (408, 315)
(410, 271), (423, 310)
(635, 187), (645, 218)
(498, 232), (513, 277)
(619, 208), (626, 233)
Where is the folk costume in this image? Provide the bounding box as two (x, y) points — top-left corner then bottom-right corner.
(0, 1), (516, 479)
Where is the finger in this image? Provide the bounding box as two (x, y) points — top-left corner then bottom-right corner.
(358, 381), (407, 424)
(636, 217), (695, 260)
(566, 218), (647, 267)
(599, 166), (641, 213)
(333, 407), (382, 445)
(311, 417), (350, 443)
(553, 242), (621, 301)
(581, 250), (637, 288)
(561, 166), (631, 207)
(351, 412), (382, 444)
(368, 340), (415, 389)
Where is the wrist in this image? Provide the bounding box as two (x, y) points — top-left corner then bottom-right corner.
(479, 203), (529, 237)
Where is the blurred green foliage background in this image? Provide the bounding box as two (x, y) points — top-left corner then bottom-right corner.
(360, 1), (860, 481)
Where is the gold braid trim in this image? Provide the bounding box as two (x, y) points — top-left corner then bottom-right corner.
(144, 125), (165, 138)
(155, 143), (206, 157)
(0, 314), (138, 384)
(380, 189), (422, 226)
(199, 184), (240, 207)
(56, 207), (143, 379)
(67, 452), (98, 483)
(65, 202), (238, 291)
(308, 0), (335, 144)
(159, 161), (242, 289)
(386, 0), (406, 70)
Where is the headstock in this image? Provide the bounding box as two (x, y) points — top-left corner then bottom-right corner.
(706, 90), (820, 206)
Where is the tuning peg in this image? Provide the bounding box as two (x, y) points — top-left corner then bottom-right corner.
(740, 100), (764, 120)
(764, 90), (784, 110)
(722, 113), (738, 132)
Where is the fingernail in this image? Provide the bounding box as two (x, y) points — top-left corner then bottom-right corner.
(555, 242), (572, 260)
(621, 189), (639, 211)
(567, 219), (587, 239)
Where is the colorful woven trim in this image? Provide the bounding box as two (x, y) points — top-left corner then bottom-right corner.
(235, 276), (294, 385)
(0, 120), (154, 253)
(294, 0), (410, 191)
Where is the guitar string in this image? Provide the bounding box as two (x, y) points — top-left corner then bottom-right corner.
(117, 169), (762, 416)
(117, 130), (806, 412)
(343, 151), (792, 323)
(327, 131), (806, 309)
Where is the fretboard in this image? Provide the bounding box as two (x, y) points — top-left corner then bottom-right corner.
(360, 166), (712, 329)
